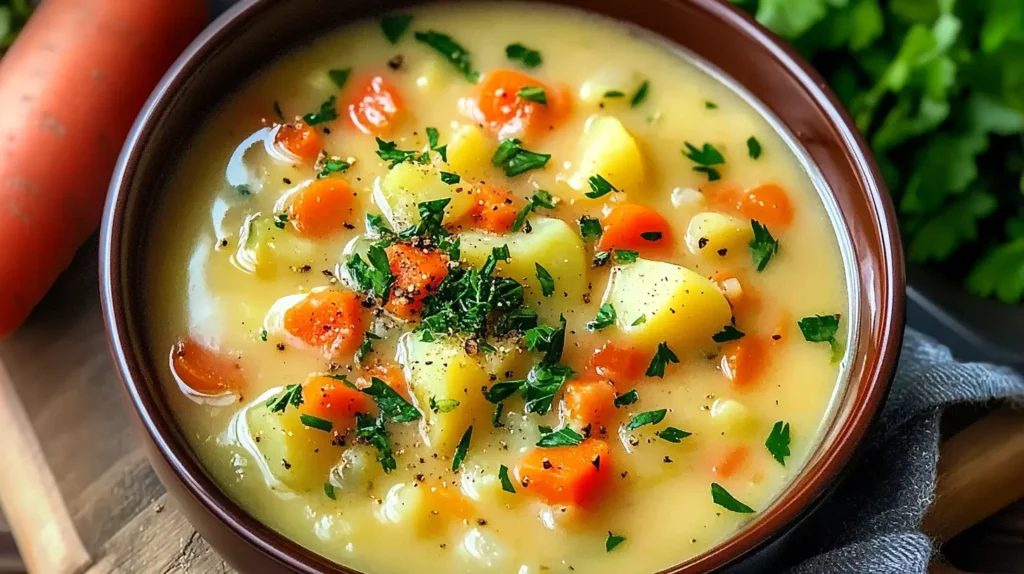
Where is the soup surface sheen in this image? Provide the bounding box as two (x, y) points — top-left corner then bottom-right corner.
(146, 3), (850, 573)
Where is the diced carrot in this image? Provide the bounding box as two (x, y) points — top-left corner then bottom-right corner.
(596, 204), (672, 254)
(420, 479), (476, 522)
(301, 373), (371, 423)
(737, 184), (792, 229)
(584, 342), (648, 385)
(287, 178), (357, 238)
(467, 183), (521, 233)
(564, 379), (617, 428)
(283, 290), (365, 359)
(516, 440), (611, 507)
(712, 445), (749, 478)
(384, 244), (450, 319)
(347, 75), (404, 136)
(720, 336), (769, 389)
(471, 69), (571, 139)
(274, 122), (323, 163)
(701, 181), (742, 213)
(356, 363), (410, 399)
(169, 337), (245, 396)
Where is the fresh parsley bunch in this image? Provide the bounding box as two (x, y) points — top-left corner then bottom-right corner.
(736, 0), (1024, 303)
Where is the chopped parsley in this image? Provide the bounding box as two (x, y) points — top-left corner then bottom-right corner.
(749, 220), (779, 272)
(491, 402), (504, 427)
(535, 263), (555, 297)
(640, 231), (662, 241)
(302, 95), (338, 126)
(366, 213), (394, 238)
(381, 14), (413, 44)
(536, 426), (584, 447)
(356, 376), (422, 423)
(765, 421), (791, 465)
(712, 325), (745, 343)
(705, 101), (718, 109)
(355, 331), (381, 362)
(511, 190), (557, 232)
(683, 141), (725, 181)
(658, 427), (692, 443)
(626, 408), (667, 431)
(517, 86), (547, 104)
(747, 136), (762, 159)
(498, 464), (516, 493)
(578, 216), (602, 240)
(414, 30), (478, 81)
(711, 483), (755, 513)
(798, 314), (843, 361)
(523, 324), (556, 353)
(346, 243), (394, 298)
(274, 213), (289, 229)
(614, 389), (639, 408)
(440, 171), (461, 184)
(266, 384), (303, 413)
(585, 174), (618, 199)
(451, 426), (473, 471)
(426, 126), (448, 161)
(234, 184), (251, 196)
(375, 137), (421, 168)
(484, 380), (523, 403)
(645, 342), (679, 378)
(317, 157), (351, 179)
(631, 314), (647, 326)
(505, 43), (542, 68)
(587, 304), (616, 331)
(328, 68), (351, 90)
(356, 412), (396, 472)
(606, 532), (626, 552)
(613, 249), (639, 264)
(523, 362), (573, 415)
(324, 482), (336, 500)
(430, 396), (461, 413)
(630, 80), (649, 107)
(492, 138), (551, 177)
(300, 414), (333, 433)
(259, 329), (268, 342)
(603, 90), (625, 98)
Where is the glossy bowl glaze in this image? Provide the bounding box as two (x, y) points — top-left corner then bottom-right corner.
(99, 0), (905, 572)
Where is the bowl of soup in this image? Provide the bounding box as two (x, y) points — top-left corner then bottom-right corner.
(100, 0), (904, 572)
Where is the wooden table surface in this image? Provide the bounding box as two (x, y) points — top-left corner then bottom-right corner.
(0, 239), (1021, 574)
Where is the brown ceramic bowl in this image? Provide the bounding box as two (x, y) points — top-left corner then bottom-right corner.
(100, 0), (905, 571)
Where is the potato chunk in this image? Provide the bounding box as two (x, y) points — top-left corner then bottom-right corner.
(374, 162), (474, 230)
(601, 258), (732, 352)
(567, 115), (644, 197)
(685, 212), (753, 258)
(709, 398), (757, 437)
(446, 124), (496, 181)
(246, 401), (339, 491)
(459, 217), (588, 319)
(378, 480), (475, 535)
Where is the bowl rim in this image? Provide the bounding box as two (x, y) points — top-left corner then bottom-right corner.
(100, 0), (906, 572)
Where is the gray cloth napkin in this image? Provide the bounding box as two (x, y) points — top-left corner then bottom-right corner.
(787, 328), (1024, 573)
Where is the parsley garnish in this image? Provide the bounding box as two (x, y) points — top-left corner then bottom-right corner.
(640, 231), (662, 241)
(302, 96), (338, 126)
(626, 409), (667, 431)
(517, 86), (547, 104)
(705, 101), (718, 109)
(234, 184), (251, 196)
(505, 43), (542, 68)
(578, 216), (602, 240)
(381, 14), (413, 44)
(683, 141), (725, 181)
(274, 213), (289, 229)
(346, 243), (394, 298)
(440, 171), (461, 184)
(317, 158), (351, 179)
(604, 90), (625, 98)
(452, 426), (473, 471)
(266, 384), (303, 412)
(747, 136), (762, 159)
(631, 315), (646, 326)
(613, 249), (639, 264)
(536, 426), (584, 447)
(614, 389), (639, 408)
(484, 380), (522, 403)
(534, 263), (556, 297)
(366, 213), (394, 239)
(491, 402), (504, 427)
(429, 396), (461, 413)
(355, 331), (381, 362)
(587, 304), (616, 331)
(765, 421), (791, 465)
(749, 220), (779, 272)
(356, 412), (396, 472)
(798, 314), (843, 360)
(324, 482), (336, 500)
(425, 126), (447, 161)
(492, 138), (551, 177)
(300, 414), (333, 432)
(375, 137), (420, 168)
(414, 30), (478, 81)
(711, 483), (755, 513)
(498, 464), (516, 493)
(606, 532), (626, 552)
(259, 329), (268, 342)
(328, 68), (351, 90)
(511, 190), (557, 232)
(357, 376), (422, 423)
(523, 363), (573, 415)
(645, 342), (679, 378)
(630, 80), (649, 107)
(712, 325), (745, 343)
(585, 174), (618, 199)
(658, 427), (691, 443)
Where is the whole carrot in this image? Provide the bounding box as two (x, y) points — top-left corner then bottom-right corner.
(0, 0), (206, 337)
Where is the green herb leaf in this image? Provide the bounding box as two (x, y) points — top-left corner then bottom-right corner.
(375, 137), (420, 168)
(517, 86), (547, 104)
(645, 342), (679, 378)
(498, 464), (516, 493)
(626, 408), (667, 431)
(613, 249), (639, 264)
(260, 329), (268, 342)
(604, 90), (626, 98)
(360, 376), (422, 423)
(630, 80), (649, 107)
(631, 314), (647, 326)
(274, 213), (289, 229)
(381, 14), (413, 44)
(536, 426), (584, 447)
(712, 325), (745, 343)
(426, 127), (440, 149)
(683, 141), (725, 181)
(587, 304), (616, 331)
(747, 136), (762, 159)
(765, 421), (791, 465)
(355, 331), (381, 362)
(658, 427), (692, 443)
(366, 213), (394, 238)
(798, 314), (840, 343)
(452, 426), (473, 471)
(606, 532), (626, 552)
(317, 158), (351, 179)
(749, 220), (779, 272)
(234, 184), (251, 196)
(592, 251), (612, 267)
(415, 30), (478, 81)
(711, 482), (755, 513)
(705, 101), (718, 109)
(484, 380), (524, 403)
(585, 174), (619, 199)
(328, 68), (351, 89)
(266, 384), (304, 412)
(430, 396), (461, 413)
(492, 138), (551, 177)
(302, 96), (338, 126)
(492, 401), (504, 427)
(300, 414), (334, 432)
(579, 216), (603, 240)
(505, 43), (542, 68)
(523, 362), (573, 415)
(535, 263), (555, 297)
(356, 413), (396, 472)
(440, 171), (461, 184)
(324, 482), (336, 500)
(512, 191), (557, 232)
(614, 389), (639, 408)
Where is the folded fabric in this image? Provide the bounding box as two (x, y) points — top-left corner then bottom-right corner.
(786, 328), (1024, 573)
